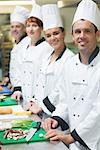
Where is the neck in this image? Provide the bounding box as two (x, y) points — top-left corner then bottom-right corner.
(50, 44), (65, 63)
(31, 36), (41, 46)
(80, 45), (97, 64)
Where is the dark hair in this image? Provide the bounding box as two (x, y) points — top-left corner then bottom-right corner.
(60, 27), (65, 32)
(26, 16), (43, 28)
(93, 24), (98, 33)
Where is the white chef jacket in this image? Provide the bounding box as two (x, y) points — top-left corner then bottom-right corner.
(20, 40), (53, 101)
(50, 48), (100, 150)
(10, 36), (31, 87)
(34, 47), (74, 114)
(10, 36), (53, 102)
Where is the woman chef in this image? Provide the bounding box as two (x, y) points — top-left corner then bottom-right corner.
(25, 4), (74, 115)
(11, 3), (52, 106)
(42, 0), (100, 150)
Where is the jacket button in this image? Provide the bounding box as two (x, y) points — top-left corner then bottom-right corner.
(73, 97), (76, 100)
(76, 63), (78, 65)
(73, 114), (75, 116)
(43, 86), (45, 88)
(83, 80), (85, 82)
(81, 98), (84, 101)
(78, 115), (80, 117)
(91, 64), (94, 67)
(36, 84), (38, 87)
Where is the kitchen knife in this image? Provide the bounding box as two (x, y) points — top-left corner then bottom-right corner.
(26, 122), (41, 142)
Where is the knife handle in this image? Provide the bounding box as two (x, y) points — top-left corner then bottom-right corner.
(36, 122), (41, 130)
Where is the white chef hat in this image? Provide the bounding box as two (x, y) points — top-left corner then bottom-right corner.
(42, 4), (63, 31)
(10, 6), (29, 24)
(72, 0), (100, 30)
(28, 3), (42, 22)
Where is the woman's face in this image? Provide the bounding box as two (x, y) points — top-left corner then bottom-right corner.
(44, 27), (65, 50)
(26, 21), (42, 40)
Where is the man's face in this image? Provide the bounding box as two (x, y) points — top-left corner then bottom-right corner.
(10, 22), (26, 42)
(44, 27), (65, 50)
(72, 20), (98, 53)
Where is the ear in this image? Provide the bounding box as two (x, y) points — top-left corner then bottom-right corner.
(96, 30), (100, 42)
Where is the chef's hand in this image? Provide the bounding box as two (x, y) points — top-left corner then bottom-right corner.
(45, 129), (75, 144)
(25, 100), (34, 111)
(1, 77), (10, 86)
(11, 91), (22, 101)
(29, 102), (43, 114)
(42, 118), (58, 132)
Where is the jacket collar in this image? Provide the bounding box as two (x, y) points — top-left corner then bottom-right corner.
(79, 46), (99, 64)
(51, 45), (66, 61)
(35, 37), (45, 46)
(15, 33), (27, 44)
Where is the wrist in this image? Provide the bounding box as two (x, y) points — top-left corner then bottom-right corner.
(63, 134), (75, 145)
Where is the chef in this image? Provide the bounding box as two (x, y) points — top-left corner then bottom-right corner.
(42, 0), (100, 150)
(2, 6), (29, 86)
(11, 3), (53, 105)
(9, 6), (30, 99)
(25, 4), (74, 115)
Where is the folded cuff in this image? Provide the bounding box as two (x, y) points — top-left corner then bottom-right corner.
(51, 116), (69, 131)
(71, 129), (90, 149)
(43, 96), (56, 113)
(13, 86), (22, 92)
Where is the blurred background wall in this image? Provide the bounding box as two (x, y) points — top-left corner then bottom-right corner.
(0, 0), (99, 79)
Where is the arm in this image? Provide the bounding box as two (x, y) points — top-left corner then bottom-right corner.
(73, 93), (100, 150)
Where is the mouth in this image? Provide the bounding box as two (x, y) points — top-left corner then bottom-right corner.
(78, 41), (87, 46)
(28, 32), (34, 35)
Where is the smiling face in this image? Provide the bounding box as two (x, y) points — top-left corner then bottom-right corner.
(44, 27), (65, 50)
(72, 20), (98, 54)
(10, 22), (26, 43)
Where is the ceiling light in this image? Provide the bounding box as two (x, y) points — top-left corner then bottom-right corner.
(0, 0), (35, 5)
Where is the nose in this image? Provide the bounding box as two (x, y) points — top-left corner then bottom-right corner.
(50, 34), (56, 41)
(80, 31), (85, 38)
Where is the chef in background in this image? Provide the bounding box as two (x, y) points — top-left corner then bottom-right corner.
(25, 4), (74, 116)
(11, 3), (53, 106)
(1, 6), (29, 87)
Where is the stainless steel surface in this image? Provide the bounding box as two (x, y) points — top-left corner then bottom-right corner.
(2, 141), (68, 150)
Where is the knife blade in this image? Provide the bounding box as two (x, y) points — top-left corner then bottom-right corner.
(26, 122), (41, 142)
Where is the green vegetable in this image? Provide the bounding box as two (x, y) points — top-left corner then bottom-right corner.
(11, 120), (33, 128)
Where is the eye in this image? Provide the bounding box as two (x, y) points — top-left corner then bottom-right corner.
(45, 34), (51, 38)
(53, 31), (60, 35)
(32, 24), (38, 27)
(84, 29), (92, 33)
(74, 29), (81, 34)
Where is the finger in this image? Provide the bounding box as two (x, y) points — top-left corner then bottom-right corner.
(50, 135), (60, 141)
(52, 121), (58, 129)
